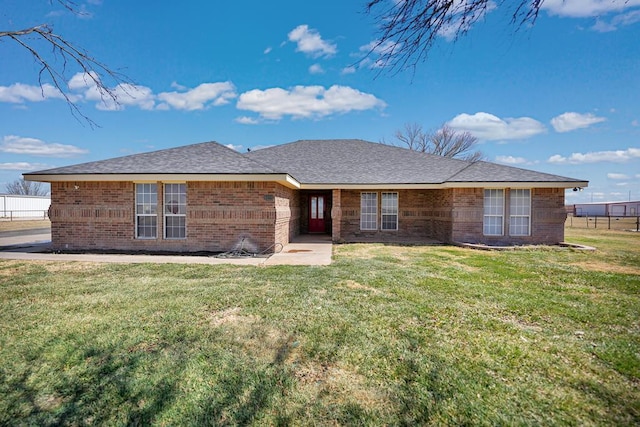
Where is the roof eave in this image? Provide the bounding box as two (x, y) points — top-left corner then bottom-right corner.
(22, 173), (301, 189)
(443, 181), (589, 189)
(299, 181), (589, 190)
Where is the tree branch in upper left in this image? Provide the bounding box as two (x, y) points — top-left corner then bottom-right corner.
(1, 1), (131, 127)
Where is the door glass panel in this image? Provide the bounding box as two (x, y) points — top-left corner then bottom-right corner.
(317, 196), (324, 219)
(311, 197), (317, 219)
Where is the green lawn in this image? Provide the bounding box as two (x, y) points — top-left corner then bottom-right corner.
(1, 228), (638, 426)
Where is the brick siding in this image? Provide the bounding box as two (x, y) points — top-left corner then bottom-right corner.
(334, 187), (566, 245)
(451, 187), (566, 245)
(50, 181), (298, 253)
(334, 189), (454, 244)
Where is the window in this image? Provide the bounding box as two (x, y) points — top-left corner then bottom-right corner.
(483, 189), (504, 236)
(164, 183), (186, 239)
(360, 192), (377, 230)
(381, 192), (398, 230)
(509, 189), (531, 236)
(136, 183), (157, 239)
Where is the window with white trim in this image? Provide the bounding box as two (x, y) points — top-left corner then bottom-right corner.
(360, 192), (377, 230)
(509, 189), (531, 236)
(483, 189), (504, 236)
(381, 192), (398, 230)
(164, 183), (186, 239)
(135, 183), (157, 239)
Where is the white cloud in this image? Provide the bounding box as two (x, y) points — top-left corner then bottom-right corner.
(550, 112), (606, 132)
(0, 83), (67, 103)
(608, 173), (630, 179)
(309, 64), (325, 74)
(157, 82), (237, 110)
(288, 25), (337, 58)
(548, 147), (640, 164)
(1, 135), (88, 157)
(593, 9), (640, 31)
(632, 119), (640, 127)
(236, 85), (386, 121)
(0, 162), (54, 171)
(341, 66), (357, 75)
(495, 155), (528, 165)
(437, 1), (497, 41)
(67, 72), (236, 111)
(235, 116), (260, 125)
(264, 47), (272, 54)
(447, 112), (546, 140)
(225, 144), (242, 151)
(542, 0), (640, 18)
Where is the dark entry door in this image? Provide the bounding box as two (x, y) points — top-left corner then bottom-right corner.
(309, 195), (326, 233)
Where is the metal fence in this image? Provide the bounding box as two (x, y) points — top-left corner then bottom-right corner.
(0, 210), (49, 221)
(566, 214), (640, 231)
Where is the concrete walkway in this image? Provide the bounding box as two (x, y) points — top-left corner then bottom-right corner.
(0, 231), (332, 266)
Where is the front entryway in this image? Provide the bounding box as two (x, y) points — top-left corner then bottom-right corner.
(308, 194), (326, 233)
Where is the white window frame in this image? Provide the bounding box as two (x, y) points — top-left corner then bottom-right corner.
(381, 192), (398, 231)
(135, 183), (157, 239)
(509, 189), (531, 236)
(483, 189), (504, 236)
(360, 192), (378, 231)
(164, 183), (186, 239)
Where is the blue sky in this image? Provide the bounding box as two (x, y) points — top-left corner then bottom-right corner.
(1, 0), (639, 203)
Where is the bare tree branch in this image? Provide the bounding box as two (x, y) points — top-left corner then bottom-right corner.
(387, 122), (484, 161)
(365, 0), (546, 74)
(1, 1), (131, 127)
(4, 179), (49, 196)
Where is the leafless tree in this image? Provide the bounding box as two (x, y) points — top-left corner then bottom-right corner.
(1, 0), (130, 126)
(4, 179), (49, 196)
(365, 0), (545, 73)
(388, 123), (483, 161)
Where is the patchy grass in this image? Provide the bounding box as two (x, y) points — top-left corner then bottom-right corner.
(1, 228), (638, 425)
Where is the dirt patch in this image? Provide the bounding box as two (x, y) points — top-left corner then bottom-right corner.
(340, 279), (381, 294)
(571, 261), (640, 276)
(294, 362), (388, 409)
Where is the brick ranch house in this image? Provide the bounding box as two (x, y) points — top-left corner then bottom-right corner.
(24, 139), (588, 253)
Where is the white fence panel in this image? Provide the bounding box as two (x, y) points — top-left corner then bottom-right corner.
(0, 194), (51, 219)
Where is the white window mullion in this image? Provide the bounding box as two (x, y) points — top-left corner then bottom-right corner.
(360, 192), (378, 230)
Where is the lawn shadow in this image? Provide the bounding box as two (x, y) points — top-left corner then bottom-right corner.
(2, 336), (182, 426)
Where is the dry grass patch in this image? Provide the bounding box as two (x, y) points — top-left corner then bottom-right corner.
(571, 260), (640, 275)
(0, 219), (50, 232)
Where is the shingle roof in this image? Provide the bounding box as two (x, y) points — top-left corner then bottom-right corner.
(246, 139), (471, 184)
(29, 141), (275, 175)
(246, 139), (585, 185)
(447, 160), (584, 183)
(26, 139), (587, 186)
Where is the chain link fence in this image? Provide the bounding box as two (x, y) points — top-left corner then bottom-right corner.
(566, 214), (640, 231)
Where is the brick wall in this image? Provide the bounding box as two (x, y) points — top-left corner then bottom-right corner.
(335, 189), (453, 244)
(50, 181), (298, 253)
(334, 187), (567, 245)
(451, 187), (567, 245)
(275, 184), (300, 248)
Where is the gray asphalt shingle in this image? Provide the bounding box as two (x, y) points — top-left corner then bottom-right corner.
(29, 141), (275, 175)
(27, 139), (586, 185)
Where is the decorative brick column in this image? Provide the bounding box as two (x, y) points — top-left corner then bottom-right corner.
(331, 189), (342, 242)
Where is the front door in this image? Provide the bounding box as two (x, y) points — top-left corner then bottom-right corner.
(309, 195), (326, 233)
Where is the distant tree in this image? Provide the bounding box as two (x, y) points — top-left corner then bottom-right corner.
(0, 0), (129, 126)
(388, 123), (483, 161)
(4, 179), (49, 196)
(365, 0), (545, 73)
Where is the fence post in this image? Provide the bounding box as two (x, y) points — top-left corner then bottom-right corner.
(595, 216), (598, 228)
(608, 215), (611, 230)
(637, 216), (639, 232)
